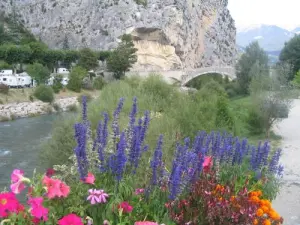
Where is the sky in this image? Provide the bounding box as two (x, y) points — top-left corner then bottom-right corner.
(228, 0), (300, 30)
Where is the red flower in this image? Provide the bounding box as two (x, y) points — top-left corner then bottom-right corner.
(46, 168), (55, 177)
(118, 201), (133, 213)
(81, 172), (95, 185)
(202, 156), (213, 172)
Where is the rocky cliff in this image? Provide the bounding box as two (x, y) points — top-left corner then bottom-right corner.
(1, 0), (236, 70)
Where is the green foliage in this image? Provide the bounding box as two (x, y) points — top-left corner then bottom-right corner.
(249, 71), (292, 137)
(67, 66), (87, 92)
(134, 0), (147, 6)
(0, 61), (12, 69)
(43, 49), (65, 71)
(247, 109), (265, 135)
(34, 84), (54, 103)
(215, 96), (234, 131)
(27, 62), (50, 85)
(186, 73), (224, 90)
(77, 93), (93, 103)
(279, 34), (300, 79)
(97, 51), (111, 61)
(28, 41), (49, 63)
(78, 48), (99, 70)
(62, 35), (70, 50)
(236, 42), (269, 94)
(107, 34), (137, 79)
(52, 74), (63, 93)
(292, 70), (300, 87)
(63, 50), (79, 68)
(92, 76), (106, 90)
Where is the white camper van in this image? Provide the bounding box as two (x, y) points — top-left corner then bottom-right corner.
(0, 75), (18, 87)
(16, 72), (32, 87)
(0, 70), (13, 76)
(57, 68), (70, 75)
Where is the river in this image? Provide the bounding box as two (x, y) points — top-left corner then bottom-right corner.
(0, 113), (73, 191)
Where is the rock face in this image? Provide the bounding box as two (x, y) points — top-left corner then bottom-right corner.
(1, 0), (236, 70)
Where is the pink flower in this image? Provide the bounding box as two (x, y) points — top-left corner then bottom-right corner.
(42, 176), (70, 199)
(58, 213), (84, 225)
(10, 169), (30, 194)
(135, 188), (144, 195)
(87, 189), (109, 204)
(28, 197), (48, 221)
(0, 192), (21, 218)
(118, 201), (133, 213)
(82, 172), (95, 184)
(134, 222), (159, 225)
(202, 156), (213, 172)
(46, 168), (55, 177)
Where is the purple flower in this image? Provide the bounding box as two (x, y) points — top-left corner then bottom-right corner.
(169, 165), (182, 200)
(150, 135), (163, 185)
(82, 95), (88, 122)
(112, 98), (125, 143)
(74, 123), (88, 179)
(115, 132), (127, 181)
(269, 149), (282, 173)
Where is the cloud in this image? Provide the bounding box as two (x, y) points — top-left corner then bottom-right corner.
(228, 0), (300, 30)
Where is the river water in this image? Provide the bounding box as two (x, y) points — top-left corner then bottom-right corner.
(0, 114), (72, 191)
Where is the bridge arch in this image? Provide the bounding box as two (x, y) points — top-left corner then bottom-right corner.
(180, 67), (236, 86)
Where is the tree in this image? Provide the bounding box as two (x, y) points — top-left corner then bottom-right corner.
(63, 50), (79, 68)
(236, 42), (269, 94)
(279, 35), (300, 79)
(4, 45), (32, 67)
(42, 49), (65, 72)
(249, 65), (292, 138)
(28, 42), (48, 64)
(77, 48), (98, 71)
(292, 70), (300, 87)
(67, 66), (87, 92)
(27, 63), (50, 85)
(107, 34), (138, 79)
(97, 51), (111, 61)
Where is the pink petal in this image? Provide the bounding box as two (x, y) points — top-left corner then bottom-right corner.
(11, 169), (24, 182)
(10, 181), (25, 194)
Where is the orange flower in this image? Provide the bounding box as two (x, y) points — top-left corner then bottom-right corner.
(268, 210), (281, 220)
(263, 219), (271, 225)
(250, 196), (260, 203)
(256, 208), (264, 217)
(253, 219), (259, 225)
(261, 205), (269, 213)
(256, 190), (262, 197)
(230, 196), (236, 202)
(260, 199), (271, 208)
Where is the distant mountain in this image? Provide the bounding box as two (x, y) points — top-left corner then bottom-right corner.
(292, 27), (300, 34)
(237, 24), (295, 52)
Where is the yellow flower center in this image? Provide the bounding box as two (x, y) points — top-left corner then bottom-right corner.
(0, 198), (7, 205)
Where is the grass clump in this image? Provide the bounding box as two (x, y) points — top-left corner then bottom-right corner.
(34, 85), (54, 103)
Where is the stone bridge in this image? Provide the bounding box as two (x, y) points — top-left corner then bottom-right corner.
(126, 66), (236, 86)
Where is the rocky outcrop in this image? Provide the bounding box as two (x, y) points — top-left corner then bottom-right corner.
(1, 0), (236, 70)
(0, 97), (78, 120)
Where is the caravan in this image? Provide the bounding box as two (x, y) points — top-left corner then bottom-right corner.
(0, 72), (32, 88)
(0, 75), (18, 87)
(16, 72), (32, 87)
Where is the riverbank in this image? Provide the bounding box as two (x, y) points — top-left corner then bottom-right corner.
(0, 88), (100, 121)
(0, 96), (79, 121)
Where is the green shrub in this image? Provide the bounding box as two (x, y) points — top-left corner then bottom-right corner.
(0, 61), (12, 69)
(247, 109), (264, 135)
(67, 104), (78, 112)
(67, 66), (87, 92)
(52, 103), (61, 112)
(0, 83), (9, 94)
(34, 85), (54, 103)
(0, 98), (3, 104)
(186, 73), (224, 90)
(215, 96), (234, 131)
(92, 76), (106, 90)
(29, 95), (34, 102)
(123, 75), (142, 89)
(52, 75), (63, 93)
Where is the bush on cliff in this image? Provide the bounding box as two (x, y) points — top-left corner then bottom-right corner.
(34, 84), (54, 103)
